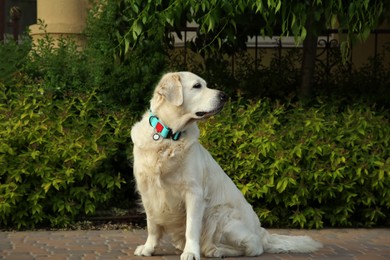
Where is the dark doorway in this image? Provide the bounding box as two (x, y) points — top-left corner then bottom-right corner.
(1, 0), (37, 41)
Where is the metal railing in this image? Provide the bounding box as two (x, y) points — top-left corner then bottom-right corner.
(173, 27), (390, 75)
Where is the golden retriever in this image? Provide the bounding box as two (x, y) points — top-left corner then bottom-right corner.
(131, 72), (322, 260)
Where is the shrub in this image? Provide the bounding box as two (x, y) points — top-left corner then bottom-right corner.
(0, 38), (31, 87)
(22, 12), (167, 115)
(0, 83), (133, 229)
(23, 21), (89, 95)
(199, 98), (389, 228)
(83, 0), (167, 113)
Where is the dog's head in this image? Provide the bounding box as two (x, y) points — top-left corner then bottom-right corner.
(150, 72), (227, 131)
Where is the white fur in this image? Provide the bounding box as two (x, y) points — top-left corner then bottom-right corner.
(131, 72), (322, 260)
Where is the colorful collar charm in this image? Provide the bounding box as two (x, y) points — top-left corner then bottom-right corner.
(149, 112), (182, 141)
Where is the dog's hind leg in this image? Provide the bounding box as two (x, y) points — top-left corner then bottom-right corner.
(206, 219), (264, 257)
(204, 245), (243, 258)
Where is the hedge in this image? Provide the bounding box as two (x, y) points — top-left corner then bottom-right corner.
(0, 83), (388, 229)
(0, 83), (133, 229)
(199, 98), (389, 228)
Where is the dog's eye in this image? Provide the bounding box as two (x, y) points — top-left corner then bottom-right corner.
(193, 83), (202, 89)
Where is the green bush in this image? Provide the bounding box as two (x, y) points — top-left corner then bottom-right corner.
(23, 21), (89, 95)
(0, 83), (133, 229)
(83, 1), (167, 113)
(200, 98), (389, 228)
(0, 38), (31, 87)
(22, 12), (166, 114)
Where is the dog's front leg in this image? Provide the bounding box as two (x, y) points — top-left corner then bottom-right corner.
(181, 187), (205, 260)
(134, 216), (163, 256)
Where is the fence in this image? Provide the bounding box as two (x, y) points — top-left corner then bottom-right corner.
(173, 27), (390, 75)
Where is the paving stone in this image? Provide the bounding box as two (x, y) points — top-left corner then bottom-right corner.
(0, 229), (388, 259)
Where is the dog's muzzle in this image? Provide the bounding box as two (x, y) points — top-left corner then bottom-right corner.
(195, 91), (228, 117)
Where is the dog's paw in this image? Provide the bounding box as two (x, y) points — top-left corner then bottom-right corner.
(180, 251), (200, 260)
(134, 244), (154, 256)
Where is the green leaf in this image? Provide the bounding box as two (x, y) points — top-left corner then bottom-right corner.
(124, 38), (130, 54)
(132, 4), (139, 14)
(331, 15), (338, 28)
(276, 178), (289, 193)
(300, 26), (307, 42)
(42, 183), (51, 193)
(132, 20), (143, 39)
(273, 0), (281, 13)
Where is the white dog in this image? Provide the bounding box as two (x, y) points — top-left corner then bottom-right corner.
(131, 72), (322, 260)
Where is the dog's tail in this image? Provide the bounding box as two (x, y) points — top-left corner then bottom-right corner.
(263, 233), (323, 253)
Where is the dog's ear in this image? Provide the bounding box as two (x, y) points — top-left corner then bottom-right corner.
(157, 73), (183, 106)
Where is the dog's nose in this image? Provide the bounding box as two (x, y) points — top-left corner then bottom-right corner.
(219, 92), (228, 102)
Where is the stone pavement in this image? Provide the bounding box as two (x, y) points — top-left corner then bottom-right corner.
(0, 228), (389, 260)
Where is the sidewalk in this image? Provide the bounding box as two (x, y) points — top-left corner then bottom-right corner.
(0, 228), (389, 260)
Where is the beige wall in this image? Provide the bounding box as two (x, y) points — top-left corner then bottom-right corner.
(29, 0), (89, 47)
(350, 21), (390, 68)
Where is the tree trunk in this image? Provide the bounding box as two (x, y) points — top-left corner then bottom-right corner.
(299, 15), (318, 101)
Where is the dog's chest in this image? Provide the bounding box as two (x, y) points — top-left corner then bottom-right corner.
(147, 176), (185, 206)
(136, 167), (188, 223)
(133, 141), (190, 214)
(134, 138), (187, 176)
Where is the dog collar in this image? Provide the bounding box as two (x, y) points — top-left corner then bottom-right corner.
(149, 112), (181, 141)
